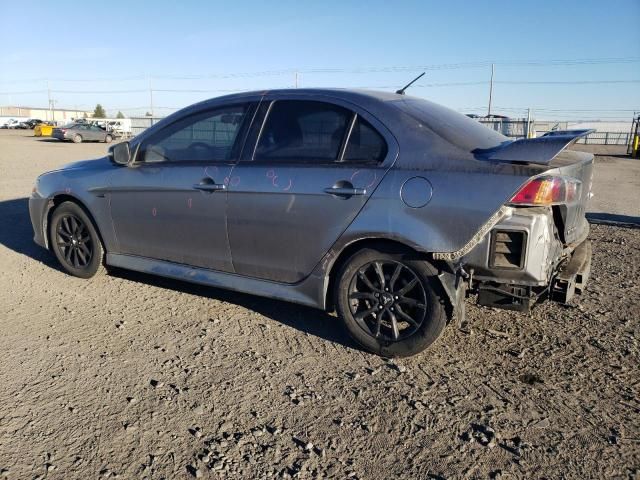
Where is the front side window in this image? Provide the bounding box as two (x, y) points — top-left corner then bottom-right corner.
(141, 104), (249, 163)
(255, 100), (351, 163)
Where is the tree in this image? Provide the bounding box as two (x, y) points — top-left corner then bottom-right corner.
(83, 112), (88, 119)
(93, 104), (106, 118)
(116, 111), (125, 119)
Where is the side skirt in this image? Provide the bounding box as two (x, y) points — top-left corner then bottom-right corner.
(106, 253), (323, 309)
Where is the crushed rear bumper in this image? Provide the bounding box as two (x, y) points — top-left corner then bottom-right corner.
(457, 206), (591, 312)
(551, 240), (591, 303)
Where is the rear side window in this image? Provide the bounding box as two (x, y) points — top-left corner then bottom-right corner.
(255, 100), (350, 163)
(343, 116), (387, 164)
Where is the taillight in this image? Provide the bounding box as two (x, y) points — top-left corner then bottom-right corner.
(509, 176), (581, 206)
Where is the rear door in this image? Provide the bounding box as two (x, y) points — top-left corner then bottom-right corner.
(108, 101), (255, 271)
(226, 95), (398, 283)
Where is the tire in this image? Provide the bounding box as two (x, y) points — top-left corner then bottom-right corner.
(73, 134), (82, 143)
(335, 247), (447, 357)
(104, 134), (113, 143)
(49, 201), (106, 279)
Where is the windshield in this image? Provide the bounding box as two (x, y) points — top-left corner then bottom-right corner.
(391, 97), (507, 152)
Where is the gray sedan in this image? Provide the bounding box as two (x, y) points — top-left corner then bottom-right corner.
(29, 89), (593, 357)
(52, 124), (114, 143)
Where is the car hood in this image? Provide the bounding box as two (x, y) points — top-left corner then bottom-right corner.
(58, 156), (111, 172)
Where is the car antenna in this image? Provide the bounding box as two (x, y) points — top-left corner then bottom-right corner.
(396, 72), (426, 95)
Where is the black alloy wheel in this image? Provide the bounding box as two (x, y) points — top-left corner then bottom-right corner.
(49, 201), (105, 279)
(348, 260), (427, 342)
(55, 214), (93, 269)
(335, 248), (447, 357)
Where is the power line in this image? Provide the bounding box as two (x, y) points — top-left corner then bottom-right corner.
(493, 79), (640, 85)
(52, 89), (148, 94)
(2, 79), (639, 96)
(1, 56), (638, 84)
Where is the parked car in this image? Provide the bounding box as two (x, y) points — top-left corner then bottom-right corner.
(34, 122), (56, 137)
(16, 119), (43, 129)
(29, 89), (593, 357)
(52, 124), (114, 143)
(0, 119), (23, 129)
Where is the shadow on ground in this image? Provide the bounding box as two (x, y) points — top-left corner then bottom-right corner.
(0, 197), (60, 269)
(0, 197), (357, 350)
(587, 212), (640, 228)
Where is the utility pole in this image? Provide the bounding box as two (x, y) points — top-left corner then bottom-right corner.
(487, 63), (494, 117)
(148, 75), (154, 117)
(47, 79), (52, 122)
(526, 108), (531, 138)
(294, 71), (299, 88)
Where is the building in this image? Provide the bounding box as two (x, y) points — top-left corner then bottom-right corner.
(0, 106), (92, 122)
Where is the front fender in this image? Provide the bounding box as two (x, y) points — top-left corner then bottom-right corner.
(34, 159), (117, 252)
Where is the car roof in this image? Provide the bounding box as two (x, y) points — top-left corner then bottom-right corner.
(188, 88), (408, 110)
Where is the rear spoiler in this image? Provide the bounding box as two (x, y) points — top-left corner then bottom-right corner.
(477, 129), (594, 165)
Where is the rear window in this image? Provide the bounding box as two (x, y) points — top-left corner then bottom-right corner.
(392, 97), (506, 152)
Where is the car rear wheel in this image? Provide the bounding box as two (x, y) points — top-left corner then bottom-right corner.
(105, 134), (113, 143)
(335, 248), (447, 357)
(73, 134), (82, 143)
(49, 202), (106, 279)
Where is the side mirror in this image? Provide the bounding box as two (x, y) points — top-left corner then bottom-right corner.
(108, 142), (131, 165)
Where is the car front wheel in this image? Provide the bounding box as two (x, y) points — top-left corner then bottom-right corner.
(105, 134), (113, 143)
(49, 202), (105, 279)
(335, 248), (447, 357)
(73, 134), (82, 143)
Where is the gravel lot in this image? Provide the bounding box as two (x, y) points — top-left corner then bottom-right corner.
(0, 130), (638, 479)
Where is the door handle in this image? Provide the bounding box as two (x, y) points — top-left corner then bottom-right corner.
(324, 181), (366, 197)
(193, 183), (226, 192)
(193, 178), (226, 192)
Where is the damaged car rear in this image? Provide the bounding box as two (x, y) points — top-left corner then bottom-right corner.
(29, 89), (593, 357)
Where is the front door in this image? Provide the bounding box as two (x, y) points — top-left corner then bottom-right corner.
(108, 102), (254, 271)
(226, 98), (396, 283)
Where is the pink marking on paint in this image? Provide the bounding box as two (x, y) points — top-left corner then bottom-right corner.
(152, 207), (157, 217)
(366, 172), (377, 188)
(65, 187), (71, 194)
(282, 178), (293, 191)
(350, 170), (360, 182)
(224, 177), (230, 185)
(271, 175), (279, 187)
(266, 169), (275, 179)
(230, 176), (240, 187)
(187, 198), (192, 208)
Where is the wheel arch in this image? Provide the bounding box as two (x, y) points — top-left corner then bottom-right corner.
(46, 194), (106, 253)
(324, 238), (453, 316)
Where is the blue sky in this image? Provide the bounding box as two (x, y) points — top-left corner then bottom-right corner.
(1, 0), (638, 120)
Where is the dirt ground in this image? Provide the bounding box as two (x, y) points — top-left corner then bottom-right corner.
(0, 130), (638, 479)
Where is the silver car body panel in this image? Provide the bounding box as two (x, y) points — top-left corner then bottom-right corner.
(461, 207), (565, 286)
(29, 89), (594, 311)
